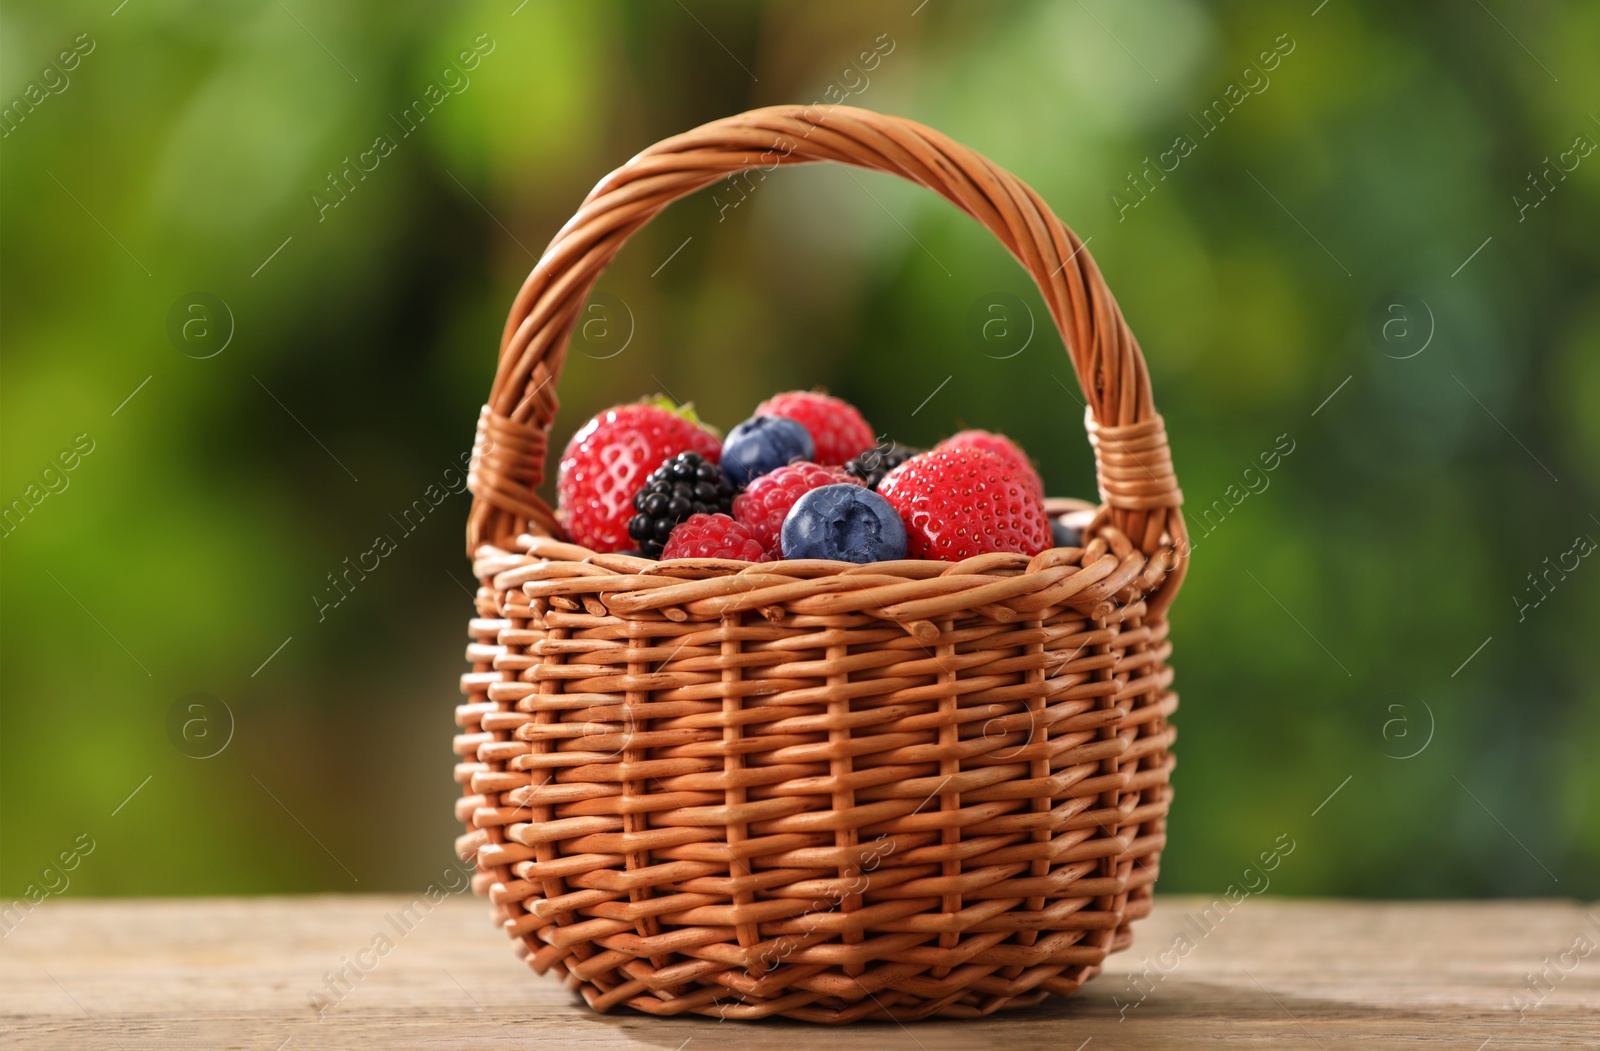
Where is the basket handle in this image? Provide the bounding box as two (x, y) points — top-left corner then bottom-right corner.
(466, 105), (1186, 574)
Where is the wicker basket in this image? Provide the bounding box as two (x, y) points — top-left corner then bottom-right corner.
(454, 105), (1187, 1023)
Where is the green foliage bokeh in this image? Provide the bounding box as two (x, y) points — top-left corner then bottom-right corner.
(2, 0), (1595, 899)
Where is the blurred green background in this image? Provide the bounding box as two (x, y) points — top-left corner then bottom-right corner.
(2, 0), (1596, 902)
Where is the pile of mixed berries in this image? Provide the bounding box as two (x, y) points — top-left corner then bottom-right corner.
(556, 392), (1076, 563)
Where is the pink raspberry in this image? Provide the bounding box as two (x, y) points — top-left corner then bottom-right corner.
(755, 391), (876, 467)
(660, 513), (767, 561)
(733, 462), (859, 557)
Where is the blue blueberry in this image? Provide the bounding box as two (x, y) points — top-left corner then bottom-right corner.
(721, 415), (814, 489)
(781, 484), (908, 563)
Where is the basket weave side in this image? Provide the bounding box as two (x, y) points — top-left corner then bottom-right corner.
(454, 105), (1188, 1023)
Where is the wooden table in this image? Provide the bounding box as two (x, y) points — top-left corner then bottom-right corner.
(3, 896), (1596, 1049)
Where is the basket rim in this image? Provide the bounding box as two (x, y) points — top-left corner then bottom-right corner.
(472, 500), (1174, 638)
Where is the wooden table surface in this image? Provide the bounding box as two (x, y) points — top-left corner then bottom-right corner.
(2, 896), (1596, 1049)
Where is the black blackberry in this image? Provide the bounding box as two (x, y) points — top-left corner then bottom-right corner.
(626, 452), (735, 558)
(843, 441), (923, 490)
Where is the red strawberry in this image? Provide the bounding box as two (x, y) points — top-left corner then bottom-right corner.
(661, 513), (766, 561)
(878, 447), (1050, 561)
(938, 430), (1044, 498)
(755, 391), (875, 467)
(557, 398), (721, 553)
(733, 462), (859, 556)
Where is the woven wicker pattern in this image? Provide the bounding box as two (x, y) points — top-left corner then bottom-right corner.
(455, 105), (1187, 1022)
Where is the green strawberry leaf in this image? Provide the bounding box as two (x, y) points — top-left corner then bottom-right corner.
(644, 393), (722, 439)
